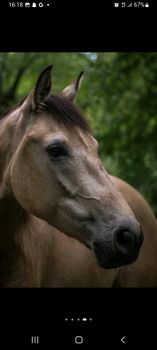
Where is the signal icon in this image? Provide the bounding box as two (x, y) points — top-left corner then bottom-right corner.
(127, 2), (132, 6)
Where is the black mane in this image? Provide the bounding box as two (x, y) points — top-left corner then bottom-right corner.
(42, 95), (90, 132)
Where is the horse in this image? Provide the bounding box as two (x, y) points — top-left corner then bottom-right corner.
(0, 65), (154, 287)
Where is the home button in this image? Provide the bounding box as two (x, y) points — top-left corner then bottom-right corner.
(75, 336), (84, 344)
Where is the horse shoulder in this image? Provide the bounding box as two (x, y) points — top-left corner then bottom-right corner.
(110, 175), (157, 287)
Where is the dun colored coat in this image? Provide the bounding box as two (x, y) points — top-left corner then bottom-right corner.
(0, 66), (156, 287)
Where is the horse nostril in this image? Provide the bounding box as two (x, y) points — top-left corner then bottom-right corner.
(114, 229), (137, 254)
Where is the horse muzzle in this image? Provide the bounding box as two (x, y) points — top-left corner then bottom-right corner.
(93, 226), (144, 269)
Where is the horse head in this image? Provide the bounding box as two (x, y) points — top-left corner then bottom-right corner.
(2, 65), (143, 269)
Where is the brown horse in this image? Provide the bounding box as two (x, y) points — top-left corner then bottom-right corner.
(0, 65), (155, 287)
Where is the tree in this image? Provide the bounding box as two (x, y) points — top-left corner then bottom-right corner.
(86, 52), (157, 212)
(0, 52), (89, 113)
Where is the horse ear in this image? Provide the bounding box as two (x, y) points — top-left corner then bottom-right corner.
(59, 71), (84, 101)
(33, 65), (52, 109)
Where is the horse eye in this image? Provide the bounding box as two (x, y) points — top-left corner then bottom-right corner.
(47, 143), (68, 158)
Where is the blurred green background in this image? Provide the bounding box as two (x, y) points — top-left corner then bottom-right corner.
(0, 52), (157, 213)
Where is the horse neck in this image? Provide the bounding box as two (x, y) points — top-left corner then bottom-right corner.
(0, 193), (29, 286)
(0, 195), (25, 238)
(0, 110), (23, 221)
(0, 112), (28, 284)
(0, 112), (23, 226)
(0, 110), (19, 183)
(0, 187), (45, 287)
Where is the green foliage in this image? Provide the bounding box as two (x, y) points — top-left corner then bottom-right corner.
(0, 52), (157, 212)
(0, 52), (89, 112)
(86, 53), (157, 212)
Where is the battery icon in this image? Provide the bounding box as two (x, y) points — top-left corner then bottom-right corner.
(25, 2), (30, 6)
